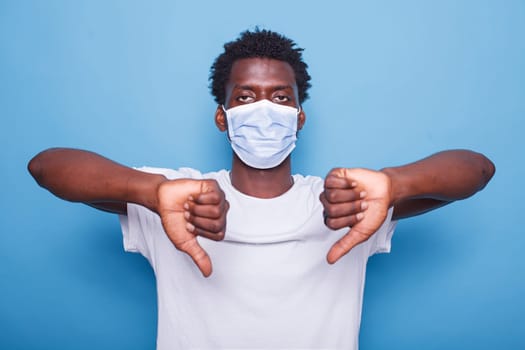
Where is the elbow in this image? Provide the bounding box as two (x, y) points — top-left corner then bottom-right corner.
(475, 152), (496, 191)
(483, 157), (496, 187)
(28, 152), (43, 184)
(28, 148), (59, 185)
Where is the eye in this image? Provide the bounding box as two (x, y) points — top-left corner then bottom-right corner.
(236, 95), (255, 103)
(272, 95), (291, 103)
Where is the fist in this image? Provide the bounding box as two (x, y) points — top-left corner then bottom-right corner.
(157, 178), (229, 277)
(320, 168), (392, 264)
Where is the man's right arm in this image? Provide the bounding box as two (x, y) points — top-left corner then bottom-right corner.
(28, 148), (166, 215)
(28, 147), (228, 277)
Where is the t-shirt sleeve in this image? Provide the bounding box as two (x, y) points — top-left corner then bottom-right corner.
(118, 167), (204, 265)
(367, 207), (397, 257)
(120, 203), (166, 266)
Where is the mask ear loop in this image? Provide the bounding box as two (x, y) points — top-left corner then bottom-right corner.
(295, 105), (302, 137)
(221, 105), (233, 143)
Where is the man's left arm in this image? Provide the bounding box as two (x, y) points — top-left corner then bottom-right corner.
(321, 149), (495, 263)
(382, 149), (495, 220)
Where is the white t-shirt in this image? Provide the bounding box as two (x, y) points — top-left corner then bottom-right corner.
(120, 167), (396, 350)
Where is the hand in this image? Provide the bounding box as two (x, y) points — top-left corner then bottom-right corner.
(157, 179), (229, 277)
(320, 168), (392, 264)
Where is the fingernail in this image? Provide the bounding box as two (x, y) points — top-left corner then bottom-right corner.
(183, 202), (189, 210)
(184, 211), (190, 220)
(351, 181), (357, 187)
(186, 222), (195, 232)
(357, 213), (364, 220)
(361, 201), (368, 210)
(360, 191), (367, 198)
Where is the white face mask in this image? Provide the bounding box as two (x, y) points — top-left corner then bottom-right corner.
(223, 99), (300, 169)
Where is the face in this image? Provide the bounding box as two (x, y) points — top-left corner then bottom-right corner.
(215, 57), (306, 131)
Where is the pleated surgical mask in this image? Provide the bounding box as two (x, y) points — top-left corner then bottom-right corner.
(223, 99), (300, 169)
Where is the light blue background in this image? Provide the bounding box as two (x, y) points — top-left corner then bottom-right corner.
(1, 1), (523, 349)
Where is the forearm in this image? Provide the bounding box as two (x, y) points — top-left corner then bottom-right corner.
(28, 148), (166, 212)
(381, 149), (495, 207)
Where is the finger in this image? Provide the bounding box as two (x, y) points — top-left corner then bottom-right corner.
(327, 230), (369, 264)
(323, 188), (366, 204)
(323, 200), (368, 218)
(319, 191), (328, 207)
(324, 213), (364, 230)
(184, 201), (228, 241)
(177, 238), (213, 277)
(192, 190), (223, 205)
(320, 191), (364, 218)
(185, 216), (226, 241)
(319, 189), (356, 207)
(185, 201), (224, 219)
(325, 174), (357, 189)
(194, 226), (226, 241)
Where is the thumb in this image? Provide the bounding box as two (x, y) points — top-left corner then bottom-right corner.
(326, 229), (368, 264)
(177, 238), (213, 277)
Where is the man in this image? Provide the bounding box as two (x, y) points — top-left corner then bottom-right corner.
(28, 29), (494, 349)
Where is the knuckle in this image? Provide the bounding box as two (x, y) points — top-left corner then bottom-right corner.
(324, 206), (336, 216)
(209, 221), (221, 232)
(325, 218), (338, 230)
(210, 206), (221, 218)
(208, 192), (220, 202)
(209, 232), (222, 241)
(337, 239), (352, 252)
(206, 179), (218, 187)
(193, 248), (208, 262)
(331, 168), (344, 178)
(178, 239), (196, 253)
(192, 227), (203, 237)
(329, 167), (340, 175)
(326, 191), (338, 202)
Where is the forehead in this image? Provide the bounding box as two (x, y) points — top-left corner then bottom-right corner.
(227, 58), (296, 87)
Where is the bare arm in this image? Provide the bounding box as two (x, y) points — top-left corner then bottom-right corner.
(27, 148), (166, 214)
(321, 149), (495, 263)
(28, 147), (229, 276)
(381, 149), (495, 220)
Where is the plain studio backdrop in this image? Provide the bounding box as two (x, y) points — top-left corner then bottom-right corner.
(1, 1), (523, 349)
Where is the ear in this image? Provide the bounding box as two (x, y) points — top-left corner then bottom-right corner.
(297, 108), (306, 130)
(215, 105), (227, 132)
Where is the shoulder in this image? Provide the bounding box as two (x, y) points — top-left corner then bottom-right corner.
(293, 173), (324, 196)
(134, 166), (227, 180)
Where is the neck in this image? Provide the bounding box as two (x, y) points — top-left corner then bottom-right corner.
(230, 155), (293, 198)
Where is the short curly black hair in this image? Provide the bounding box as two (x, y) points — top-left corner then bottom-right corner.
(209, 28), (312, 105)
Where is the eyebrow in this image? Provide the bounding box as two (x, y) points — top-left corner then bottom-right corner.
(233, 84), (294, 91)
(273, 85), (294, 91)
(233, 85), (254, 91)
